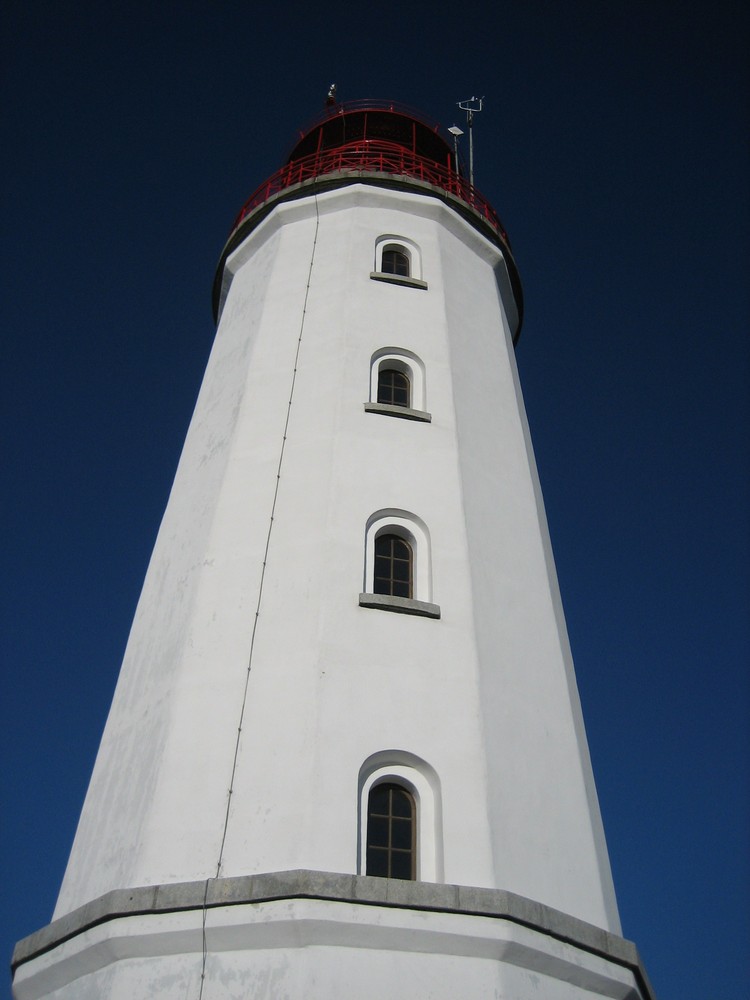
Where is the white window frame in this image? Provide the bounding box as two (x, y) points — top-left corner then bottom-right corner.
(358, 750), (443, 882)
(371, 235), (428, 289)
(365, 348), (431, 422)
(359, 509), (440, 619)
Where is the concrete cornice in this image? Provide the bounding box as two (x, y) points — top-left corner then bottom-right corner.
(13, 869), (655, 997)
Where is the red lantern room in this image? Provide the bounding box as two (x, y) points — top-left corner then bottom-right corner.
(213, 100), (522, 329)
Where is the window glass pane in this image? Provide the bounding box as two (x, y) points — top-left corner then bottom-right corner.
(372, 534), (412, 599)
(393, 558), (410, 582)
(391, 788), (413, 818)
(382, 249), (410, 277)
(367, 816), (389, 846)
(366, 846), (388, 877)
(366, 783), (415, 881)
(392, 538), (410, 560)
(374, 554), (391, 575)
(393, 371), (408, 396)
(377, 368), (410, 407)
(391, 818), (412, 849)
(369, 784), (390, 814)
(393, 384), (408, 406)
(390, 850), (413, 880)
(374, 535), (390, 556)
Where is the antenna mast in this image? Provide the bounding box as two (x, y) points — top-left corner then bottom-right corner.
(457, 95), (484, 188)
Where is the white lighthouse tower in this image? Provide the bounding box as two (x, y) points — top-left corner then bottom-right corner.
(13, 99), (655, 1000)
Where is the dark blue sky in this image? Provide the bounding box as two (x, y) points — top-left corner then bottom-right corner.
(2, 2), (748, 997)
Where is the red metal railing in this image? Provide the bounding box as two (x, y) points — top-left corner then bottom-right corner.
(229, 141), (508, 244)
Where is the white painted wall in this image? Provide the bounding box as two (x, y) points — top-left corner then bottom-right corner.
(53, 183), (619, 941)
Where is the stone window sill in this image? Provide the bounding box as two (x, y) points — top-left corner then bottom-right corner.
(359, 594), (441, 619)
(370, 272), (428, 290)
(364, 402), (432, 423)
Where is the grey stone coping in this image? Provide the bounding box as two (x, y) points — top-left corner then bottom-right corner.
(358, 593), (441, 619)
(364, 401), (432, 423)
(369, 271), (428, 290)
(12, 869), (655, 999)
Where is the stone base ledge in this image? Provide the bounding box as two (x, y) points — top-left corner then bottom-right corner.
(363, 401), (432, 422)
(13, 870), (655, 1000)
(359, 593), (441, 618)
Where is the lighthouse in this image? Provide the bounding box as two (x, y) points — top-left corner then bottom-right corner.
(13, 100), (655, 999)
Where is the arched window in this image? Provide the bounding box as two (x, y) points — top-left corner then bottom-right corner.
(366, 782), (415, 880)
(365, 349), (430, 422)
(374, 533), (412, 599)
(359, 511), (440, 618)
(358, 752), (443, 882)
(371, 237), (427, 289)
(377, 367), (410, 408)
(381, 247), (410, 277)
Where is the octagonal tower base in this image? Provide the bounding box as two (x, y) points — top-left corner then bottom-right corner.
(13, 871), (655, 1000)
